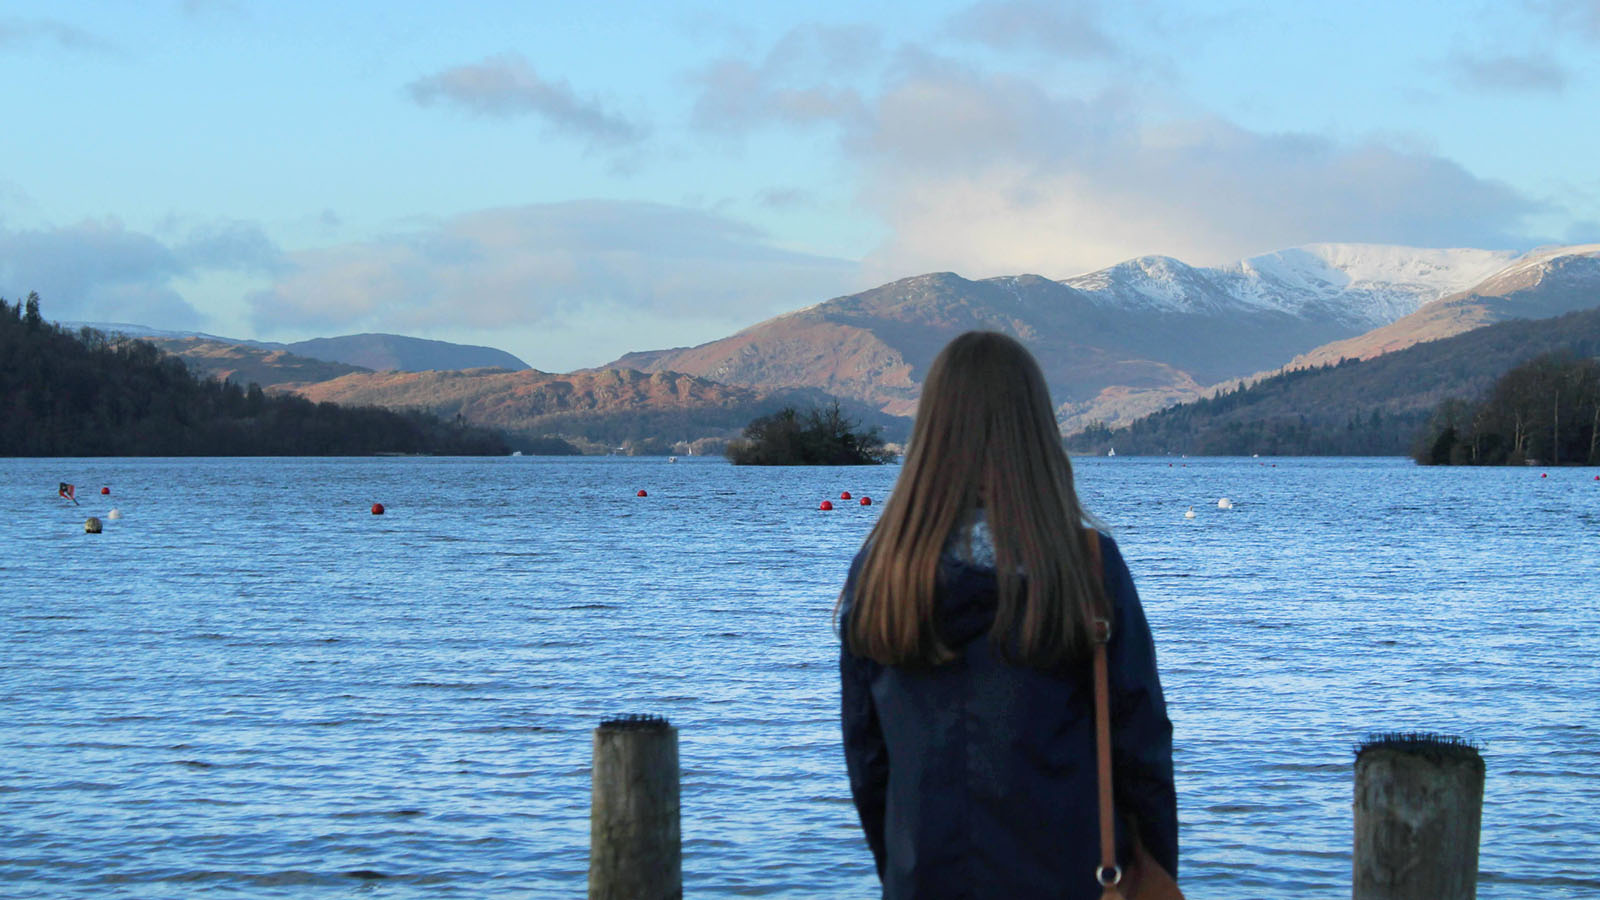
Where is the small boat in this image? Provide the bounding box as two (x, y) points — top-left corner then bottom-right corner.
(511, 451), (523, 457)
(1107, 447), (1116, 457)
(668, 456), (678, 463)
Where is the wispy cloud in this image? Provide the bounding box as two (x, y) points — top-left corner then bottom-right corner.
(755, 187), (815, 210)
(408, 53), (645, 148)
(175, 219), (288, 275)
(180, 0), (247, 20)
(943, 0), (1120, 59)
(245, 201), (858, 334)
(1530, 0), (1600, 38)
(690, 25), (877, 134)
(0, 17), (115, 53)
(1450, 52), (1569, 92)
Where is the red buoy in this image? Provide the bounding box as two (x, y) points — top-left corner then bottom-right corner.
(860, 496), (872, 506)
(819, 500), (834, 511)
(840, 491), (852, 500)
(637, 489), (648, 497)
(1541, 473), (1548, 478)
(101, 487), (110, 495)
(371, 503), (385, 515)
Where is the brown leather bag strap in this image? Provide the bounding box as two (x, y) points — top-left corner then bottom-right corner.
(1086, 530), (1124, 895)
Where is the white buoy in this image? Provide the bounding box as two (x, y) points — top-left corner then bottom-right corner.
(1217, 498), (1233, 509)
(107, 508), (123, 520)
(1184, 506), (1196, 519)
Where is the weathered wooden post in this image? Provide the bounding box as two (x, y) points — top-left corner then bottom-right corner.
(1353, 733), (1484, 900)
(589, 714), (681, 900)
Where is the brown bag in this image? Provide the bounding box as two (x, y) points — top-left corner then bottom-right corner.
(1086, 532), (1184, 900)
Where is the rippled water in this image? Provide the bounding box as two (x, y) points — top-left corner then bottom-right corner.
(2, 456), (1597, 898)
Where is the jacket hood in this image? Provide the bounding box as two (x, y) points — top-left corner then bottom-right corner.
(935, 557), (1003, 648)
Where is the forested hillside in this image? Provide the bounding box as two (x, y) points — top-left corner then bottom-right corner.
(1416, 352), (1600, 465)
(1, 294), (510, 456)
(1067, 307), (1600, 456)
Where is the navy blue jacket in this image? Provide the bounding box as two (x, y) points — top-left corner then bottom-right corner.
(840, 531), (1177, 899)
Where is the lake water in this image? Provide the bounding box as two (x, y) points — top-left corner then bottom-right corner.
(2, 456), (1597, 898)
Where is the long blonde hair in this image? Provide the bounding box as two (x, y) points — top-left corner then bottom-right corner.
(841, 331), (1103, 668)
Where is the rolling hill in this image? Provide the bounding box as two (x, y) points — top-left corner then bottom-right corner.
(283, 366), (908, 450)
(71, 324), (531, 377)
(145, 337), (371, 387)
(283, 333), (530, 372)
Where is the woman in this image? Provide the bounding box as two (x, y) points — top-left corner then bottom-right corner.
(838, 331), (1177, 898)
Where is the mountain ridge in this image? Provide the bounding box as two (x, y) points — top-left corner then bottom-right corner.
(58, 240), (1600, 445)
(63, 324), (531, 374)
(1067, 305), (1600, 457)
(603, 242), (1597, 431)
(1284, 245), (1600, 370)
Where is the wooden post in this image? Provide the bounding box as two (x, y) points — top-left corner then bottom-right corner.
(589, 714), (681, 900)
(1353, 733), (1484, 900)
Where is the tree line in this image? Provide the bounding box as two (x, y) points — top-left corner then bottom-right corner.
(1, 293), (510, 456)
(1415, 352), (1600, 465)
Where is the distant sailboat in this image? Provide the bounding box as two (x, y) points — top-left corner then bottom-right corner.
(1107, 447), (1116, 457)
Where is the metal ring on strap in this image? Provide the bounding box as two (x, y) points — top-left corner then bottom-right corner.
(1096, 864), (1123, 887)
(1092, 616), (1113, 644)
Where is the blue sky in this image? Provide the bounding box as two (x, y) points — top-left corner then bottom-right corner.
(3, 0), (1598, 371)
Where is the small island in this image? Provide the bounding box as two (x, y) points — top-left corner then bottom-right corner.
(725, 402), (897, 465)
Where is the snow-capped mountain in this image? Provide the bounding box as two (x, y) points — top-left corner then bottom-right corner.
(1063, 244), (1520, 326)
(608, 241), (1600, 431)
(1288, 243), (1600, 369)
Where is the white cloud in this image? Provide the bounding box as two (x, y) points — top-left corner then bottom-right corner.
(856, 64), (1543, 277)
(245, 200), (859, 336)
(408, 53), (645, 148)
(0, 219), (200, 325)
(688, 40), (1547, 279)
(0, 218), (287, 328)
